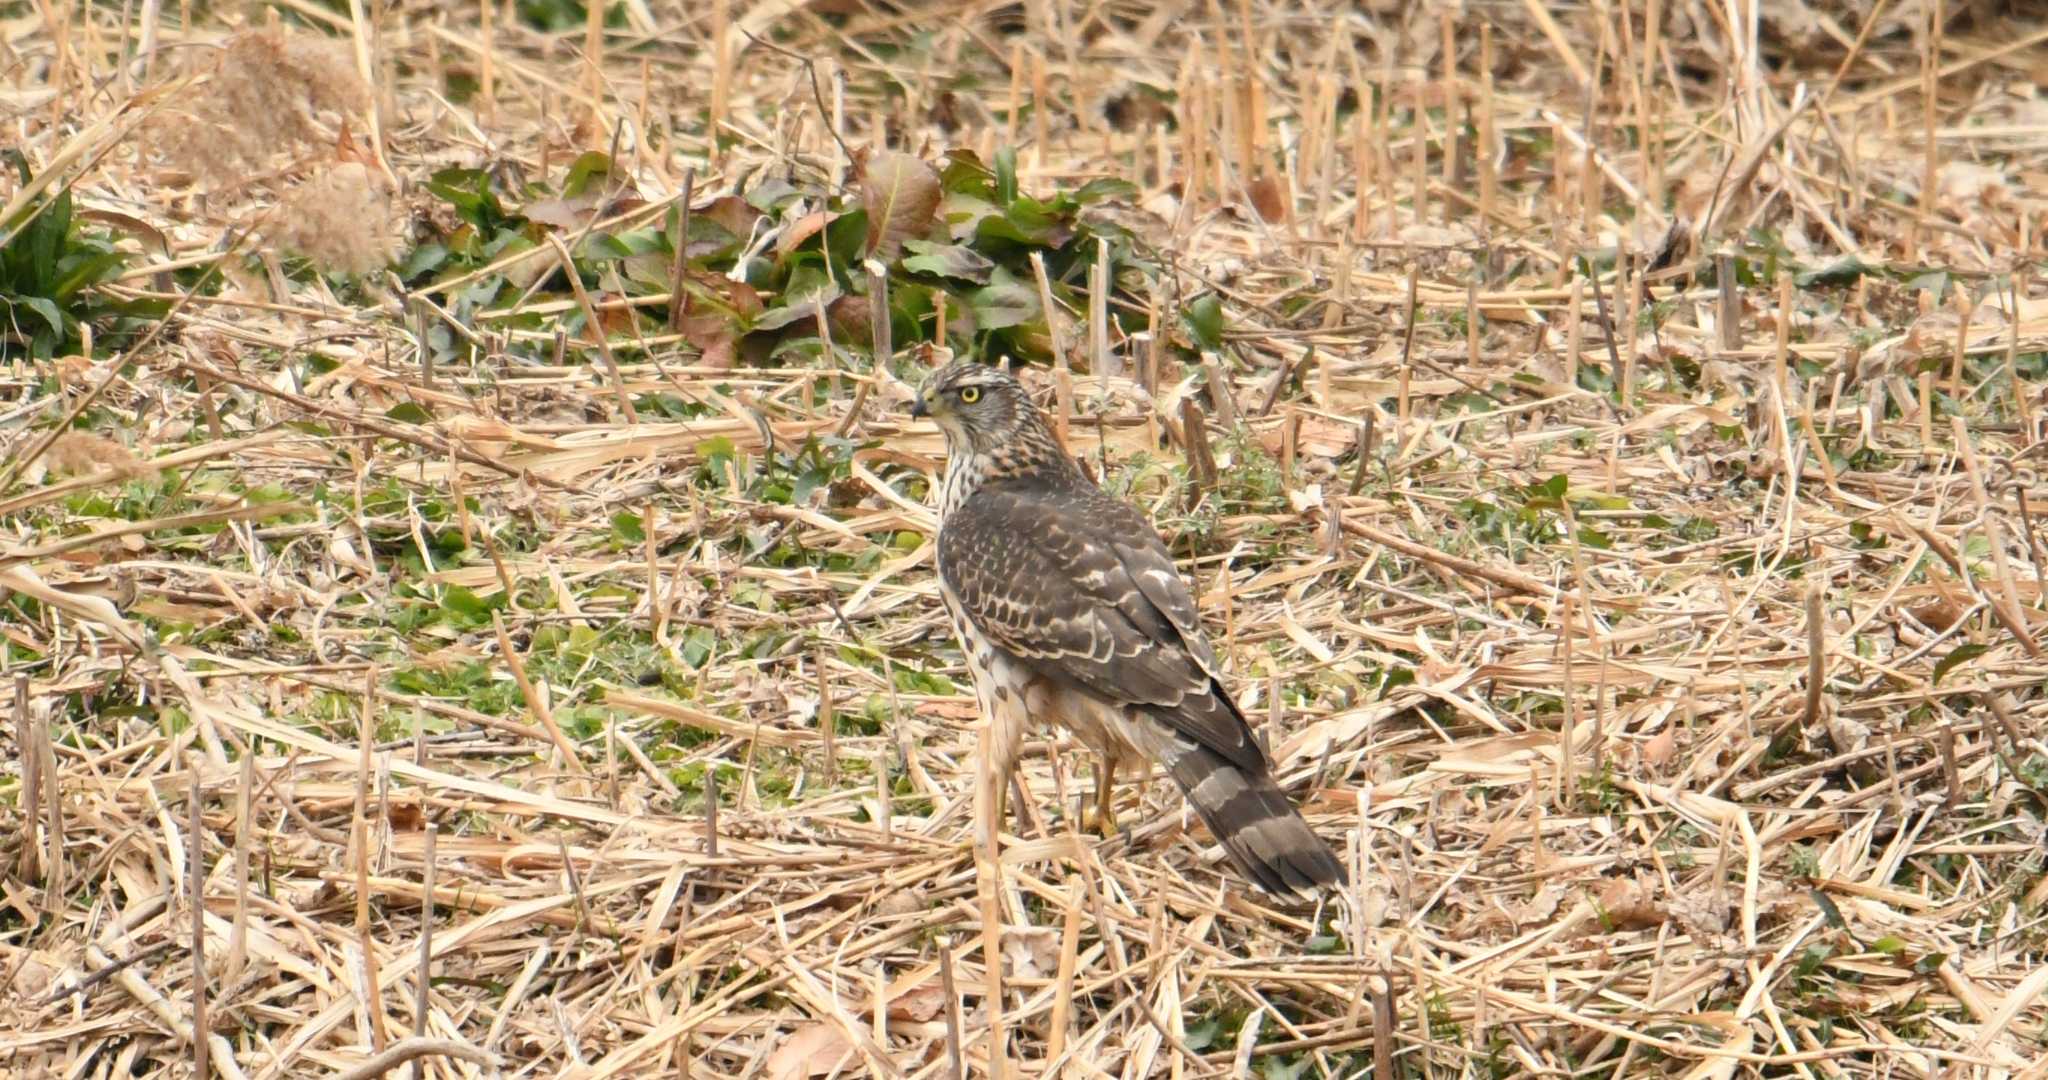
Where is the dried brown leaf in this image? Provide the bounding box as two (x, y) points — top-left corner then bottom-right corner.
(860, 151), (941, 261)
(884, 980), (947, 1023)
(1247, 173), (1290, 224)
(765, 1024), (855, 1080)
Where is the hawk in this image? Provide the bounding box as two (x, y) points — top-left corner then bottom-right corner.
(913, 360), (1346, 896)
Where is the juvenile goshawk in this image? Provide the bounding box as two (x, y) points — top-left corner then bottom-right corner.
(913, 360), (1345, 896)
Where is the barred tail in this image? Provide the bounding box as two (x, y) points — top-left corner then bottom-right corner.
(1159, 740), (1346, 896)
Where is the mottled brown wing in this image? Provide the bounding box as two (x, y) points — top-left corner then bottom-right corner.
(936, 480), (1263, 773)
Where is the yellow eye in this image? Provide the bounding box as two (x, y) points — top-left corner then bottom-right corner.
(958, 386), (982, 404)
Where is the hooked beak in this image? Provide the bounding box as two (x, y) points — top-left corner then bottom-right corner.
(910, 394), (930, 419)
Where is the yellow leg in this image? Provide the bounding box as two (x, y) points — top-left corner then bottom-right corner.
(1092, 757), (1119, 838)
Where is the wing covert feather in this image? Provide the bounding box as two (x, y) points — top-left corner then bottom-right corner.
(938, 483), (1260, 770)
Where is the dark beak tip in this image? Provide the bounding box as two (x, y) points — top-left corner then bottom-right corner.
(910, 400), (929, 419)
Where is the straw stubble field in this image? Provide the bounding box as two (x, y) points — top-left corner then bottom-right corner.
(4, 0), (2048, 1076)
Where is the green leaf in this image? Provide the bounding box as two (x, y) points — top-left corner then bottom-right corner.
(611, 510), (645, 545)
(1183, 292), (1224, 351)
(994, 146), (1018, 205)
(438, 585), (495, 625)
(384, 401), (434, 425)
(971, 267), (1038, 331)
(578, 232), (636, 260)
(52, 249), (126, 299)
(1260, 1056), (1311, 1080)
(698, 435), (737, 464)
(1931, 643), (1987, 686)
(975, 197), (1066, 247)
(1073, 177), (1138, 204)
(12, 294), (67, 338)
(681, 625), (716, 667)
(938, 148), (996, 197)
(1810, 888), (1844, 928)
(401, 243), (450, 279)
(825, 209), (870, 268)
(901, 240), (995, 283)
(1526, 473), (1569, 507)
(561, 151), (615, 198)
(1795, 255), (1873, 289)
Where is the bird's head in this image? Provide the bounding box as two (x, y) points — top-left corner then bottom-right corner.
(911, 360), (1039, 455)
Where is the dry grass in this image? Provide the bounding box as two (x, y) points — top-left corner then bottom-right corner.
(5, 1), (2048, 1077)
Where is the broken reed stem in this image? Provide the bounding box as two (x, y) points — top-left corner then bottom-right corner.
(229, 752), (252, 979)
(816, 649), (837, 787)
(14, 675), (37, 882)
(1090, 236), (1111, 377)
(979, 860), (1007, 1080)
(1465, 277), (1481, 369)
(1027, 250), (1066, 368)
(1409, 86), (1428, 222)
(1773, 271), (1793, 412)
(1917, 0), (1941, 262)
(1558, 592), (1577, 809)
(1031, 51), (1049, 175)
(1201, 358), (1236, 428)
(1804, 581), (1826, 730)
(2013, 267), (2036, 433)
(665, 171), (696, 331)
(874, 757), (891, 839)
(1005, 43), (1023, 147)
(413, 822), (438, 1080)
(1279, 408), (1299, 489)
(1479, 24), (1497, 229)
(1918, 369), (1936, 452)
(490, 612), (586, 771)
(644, 501), (665, 645)
(1717, 251), (1741, 353)
(709, 0), (730, 153)
(355, 667), (392, 1049)
(1398, 273), (1419, 431)
(703, 765), (719, 857)
(412, 299), (434, 389)
(937, 935), (966, 1080)
(1348, 413), (1374, 495)
(868, 262), (892, 364)
(544, 233), (637, 423)
(477, 0), (494, 113)
(189, 768), (209, 1080)
(580, 0), (603, 126)
(1370, 975), (1395, 1079)
(1439, 11), (1458, 190)
(1566, 275), (1584, 389)
(1044, 877), (1083, 1064)
(1949, 287), (1972, 403)
(2018, 489), (2048, 583)
(1351, 104), (1371, 241)
(36, 678), (63, 905)
(1620, 247), (1639, 400)
(1952, 416), (2041, 657)
(1178, 396), (1217, 489)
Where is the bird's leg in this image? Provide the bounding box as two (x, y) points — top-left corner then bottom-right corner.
(1083, 757), (1119, 838)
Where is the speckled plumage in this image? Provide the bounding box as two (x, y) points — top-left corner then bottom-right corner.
(915, 360), (1345, 896)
